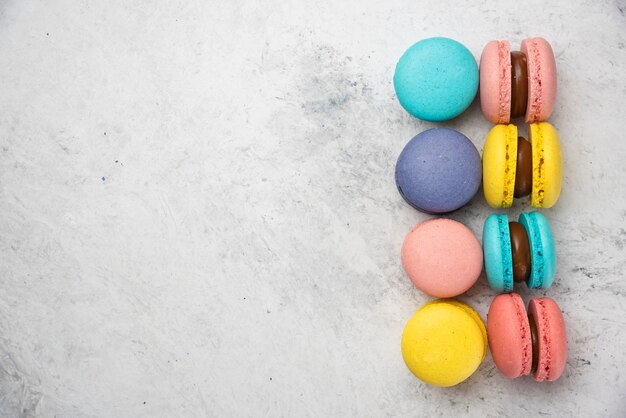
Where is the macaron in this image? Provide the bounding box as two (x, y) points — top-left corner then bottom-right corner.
(396, 128), (481, 213)
(402, 218), (482, 298)
(394, 37), (478, 121)
(402, 299), (487, 387)
(482, 212), (556, 293)
(480, 38), (556, 123)
(482, 122), (562, 208)
(487, 293), (567, 381)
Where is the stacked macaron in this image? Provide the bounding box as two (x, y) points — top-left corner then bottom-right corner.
(392, 37), (568, 388)
(480, 38), (563, 209)
(478, 37), (566, 383)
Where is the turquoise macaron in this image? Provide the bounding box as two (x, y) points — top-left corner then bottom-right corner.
(482, 212), (556, 293)
(393, 37), (478, 122)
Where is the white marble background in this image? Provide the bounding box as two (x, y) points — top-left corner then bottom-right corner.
(1, 0), (625, 416)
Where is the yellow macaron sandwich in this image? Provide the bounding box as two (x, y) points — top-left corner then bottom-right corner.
(482, 122), (562, 208)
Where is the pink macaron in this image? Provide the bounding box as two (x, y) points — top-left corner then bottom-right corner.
(479, 37), (557, 124)
(401, 218), (482, 298)
(487, 293), (567, 381)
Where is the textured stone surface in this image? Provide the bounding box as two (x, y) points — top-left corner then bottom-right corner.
(1, 0), (625, 416)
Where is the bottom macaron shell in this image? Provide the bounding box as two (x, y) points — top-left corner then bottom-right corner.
(482, 124), (518, 208)
(483, 214), (514, 293)
(528, 298), (567, 381)
(402, 300), (487, 387)
(479, 40), (511, 124)
(487, 293), (532, 378)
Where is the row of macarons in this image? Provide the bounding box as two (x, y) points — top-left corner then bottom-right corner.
(402, 294), (566, 387)
(404, 214), (555, 299)
(393, 37), (567, 387)
(396, 123), (562, 213)
(394, 36), (556, 124)
(401, 217), (567, 386)
(400, 216), (566, 387)
(395, 37), (562, 211)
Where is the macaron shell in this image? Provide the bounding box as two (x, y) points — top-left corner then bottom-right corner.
(521, 38), (557, 123)
(487, 293), (532, 378)
(402, 218), (483, 298)
(479, 40), (511, 124)
(401, 300), (487, 387)
(519, 212), (556, 289)
(528, 297), (567, 381)
(482, 213), (514, 293)
(394, 37), (479, 122)
(482, 124), (518, 208)
(530, 122), (563, 208)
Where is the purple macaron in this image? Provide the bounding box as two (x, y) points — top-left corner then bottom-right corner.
(395, 128), (481, 213)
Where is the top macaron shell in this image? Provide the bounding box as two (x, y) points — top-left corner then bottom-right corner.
(528, 297), (568, 382)
(529, 122), (563, 208)
(394, 37), (479, 122)
(479, 37), (556, 123)
(519, 212), (556, 289)
(522, 38), (557, 123)
(402, 218), (483, 298)
(395, 128), (482, 214)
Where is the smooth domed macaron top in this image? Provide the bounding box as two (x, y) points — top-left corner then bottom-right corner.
(394, 37), (479, 122)
(395, 128), (481, 214)
(402, 218), (483, 298)
(402, 299), (487, 387)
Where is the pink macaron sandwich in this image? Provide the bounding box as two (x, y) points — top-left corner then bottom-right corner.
(479, 38), (556, 124)
(487, 293), (567, 381)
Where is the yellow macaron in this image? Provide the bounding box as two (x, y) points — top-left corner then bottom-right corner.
(482, 122), (562, 208)
(401, 299), (487, 387)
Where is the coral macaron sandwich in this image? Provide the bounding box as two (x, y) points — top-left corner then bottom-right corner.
(487, 293), (567, 381)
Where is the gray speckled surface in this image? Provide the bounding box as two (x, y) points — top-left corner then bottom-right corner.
(1, 0), (625, 416)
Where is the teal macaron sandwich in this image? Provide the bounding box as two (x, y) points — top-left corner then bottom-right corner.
(482, 211), (556, 293)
